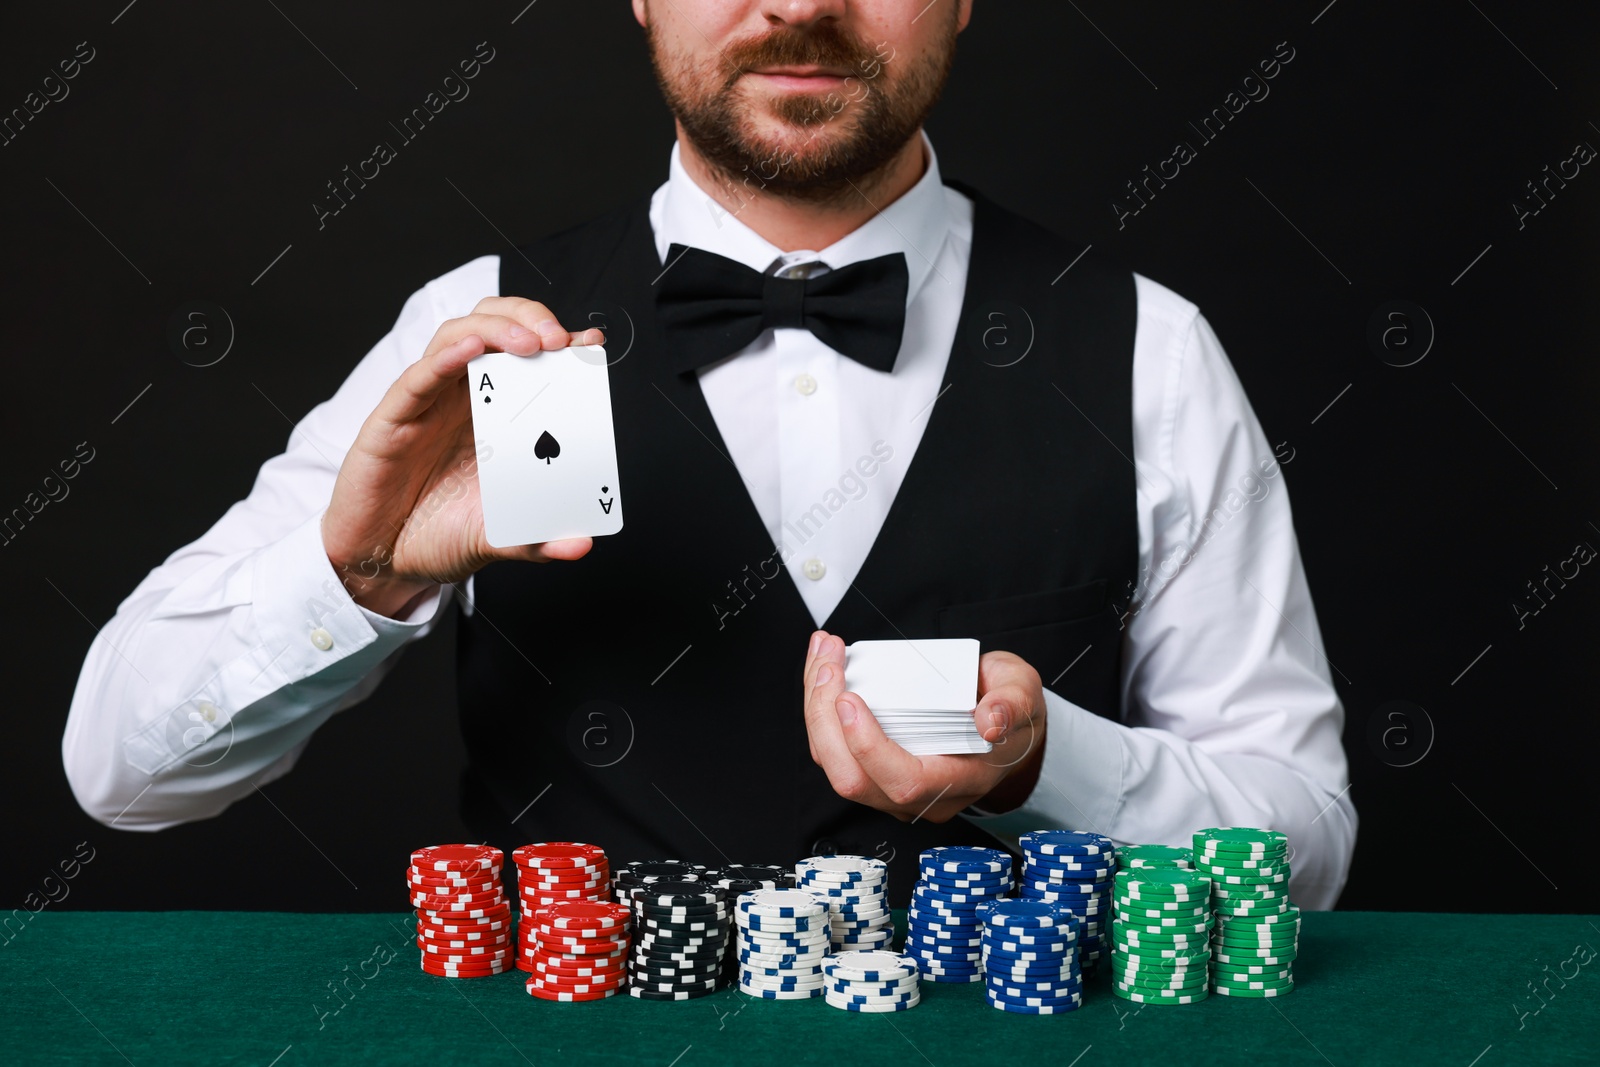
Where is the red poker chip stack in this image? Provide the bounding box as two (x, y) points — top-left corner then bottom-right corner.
(410, 844), (511, 978)
(511, 842), (623, 1000)
(523, 898), (633, 1002)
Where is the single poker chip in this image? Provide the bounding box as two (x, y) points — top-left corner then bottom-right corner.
(619, 860), (707, 881)
(537, 939), (631, 958)
(417, 923), (510, 940)
(628, 985), (717, 1001)
(1211, 980), (1295, 997)
(630, 881), (725, 907)
(737, 888), (828, 917)
(737, 983), (823, 1000)
(823, 950), (919, 982)
(412, 844), (503, 873)
(634, 978), (727, 996)
(796, 856), (888, 880)
(985, 997), (1081, 1014)
(1116, 844), (1194, 867)
(1212, 949), (1297, 966)
(530, 966), (627, 988)
(1214, 965), (1294, 982)
(527, 983), (619, 1002)
(533, 960), (627, 980)
(408, 869), (501, 891)
(411, 884), (506, 904)
(1115, 867), (1209, 891)
(824, 995), (921, 1012)
(710, 857), (790, 883)
(919, 846), (1012, 874)
(512, 842), (607, 870)
(420, 958), (509, 976)
(1193, 827), (1288, 853)
(979, 899), (1085, 930)
(1110, 986), (1206, 1005)
(1218, 905), (1301, 927)
(418, 906), (511, 923)
(1018, 830), (1113, 857)
(519, 862), (610, 880)
(1194, 851), (1289, 872)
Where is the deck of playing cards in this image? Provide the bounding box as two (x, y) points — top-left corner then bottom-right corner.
(843, 638), (989, 756)
(467, 344), (623, 547)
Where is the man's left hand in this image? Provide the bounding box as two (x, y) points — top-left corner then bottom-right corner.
(801, 630), (1047, 823)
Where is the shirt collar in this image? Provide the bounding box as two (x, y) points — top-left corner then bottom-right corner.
(651, 127), (951, 307)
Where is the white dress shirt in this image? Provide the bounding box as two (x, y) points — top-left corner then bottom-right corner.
(62, 131), (1355, 908)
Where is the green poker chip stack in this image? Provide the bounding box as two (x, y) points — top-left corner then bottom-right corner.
(1109, 864), (1211, 1005)
(1194, 828), (1297, 998)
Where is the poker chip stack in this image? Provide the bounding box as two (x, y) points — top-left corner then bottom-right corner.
(903, 846), (1014, 983)
(1114, 844), (1195, 871)
(409, 844), (511, 978)
(1110, 866), (1212, 1005)
(611, 860), (707, 907)
(794, 856), (893, 952)
(977, 898), (1082, 1014)
(1018, 830), (1117, 977)
(735, 887), (831, 999)
(707, 864), (795, 985)
(1194, 828), (1298, 998)
(524, 899), (633, 1002)
(822, 949), (922, 1013)
(628, 880), (731, 1001)
(511, 842), (612, 973)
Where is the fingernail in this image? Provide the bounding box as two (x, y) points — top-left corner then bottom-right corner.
(809, 632), (822, 656)
(816, 665), (832, 685)
(534, 318), (561, 336)
(837, 699), (856, 727)
(507, 324), (531, 337)
(988, 705), (1008, 734)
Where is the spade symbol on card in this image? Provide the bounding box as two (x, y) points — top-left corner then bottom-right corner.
(534, 431), (561, 464)
(599, 486), (613, 515)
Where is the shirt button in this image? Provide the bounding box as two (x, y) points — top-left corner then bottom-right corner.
(794, 373), (818, 396)
(802, 558), (826, 581)
(197, 700), (219, 724)
(310, 628), (334, 651)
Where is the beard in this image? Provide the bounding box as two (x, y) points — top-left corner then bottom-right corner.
(645, 12), (960, 207)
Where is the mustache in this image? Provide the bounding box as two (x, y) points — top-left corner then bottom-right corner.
(719, 24), (876, 87)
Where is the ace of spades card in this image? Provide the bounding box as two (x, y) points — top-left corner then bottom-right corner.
(466, 345), (623, 547)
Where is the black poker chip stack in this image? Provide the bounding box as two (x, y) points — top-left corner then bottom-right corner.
(706, 863), (796, 984)
(626, 879), (731, 1000)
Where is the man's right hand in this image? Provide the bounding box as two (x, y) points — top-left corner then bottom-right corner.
(322, 297), (605, 619)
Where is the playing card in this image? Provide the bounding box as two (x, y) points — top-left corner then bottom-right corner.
(466, 344), (623, 547)
(843, 638), (989, 755)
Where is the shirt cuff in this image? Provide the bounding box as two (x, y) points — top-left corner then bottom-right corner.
(119, 510), (440, 776)
(962, 688), (1127, 843)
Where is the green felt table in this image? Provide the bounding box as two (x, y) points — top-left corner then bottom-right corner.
(3, 911), (1596, 1065)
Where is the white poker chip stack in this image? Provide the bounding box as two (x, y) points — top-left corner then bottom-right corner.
(734, 888), (831, 999)
(794, 855), (894, 951)
(822, 950), (922, 1013)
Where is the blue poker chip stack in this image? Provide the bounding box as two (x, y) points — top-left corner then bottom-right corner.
(904, 846), (1014, 983)
(822, 949), (922, 1012)
(1018, 830), (1117, 977)
(794, 856), (894, 952)
(977, 898), (1083, 1013)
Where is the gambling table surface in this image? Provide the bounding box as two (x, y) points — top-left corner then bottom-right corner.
(3, 911), (1594, 1065)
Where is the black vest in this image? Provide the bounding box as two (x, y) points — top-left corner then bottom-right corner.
(456, 179), (1138, 901)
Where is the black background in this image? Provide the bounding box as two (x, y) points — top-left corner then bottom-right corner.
(3, 1), (1596, 916)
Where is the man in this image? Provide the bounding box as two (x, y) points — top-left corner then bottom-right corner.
(63, 0), (1355, 908)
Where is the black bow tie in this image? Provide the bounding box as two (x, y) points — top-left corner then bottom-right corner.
(654, 243), (909, 374)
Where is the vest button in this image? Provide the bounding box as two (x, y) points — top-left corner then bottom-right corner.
(802, 558), (826, 581)
(793, 373), (817, 396)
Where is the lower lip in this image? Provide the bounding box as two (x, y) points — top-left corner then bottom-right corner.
(748, 72), (848, 91)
